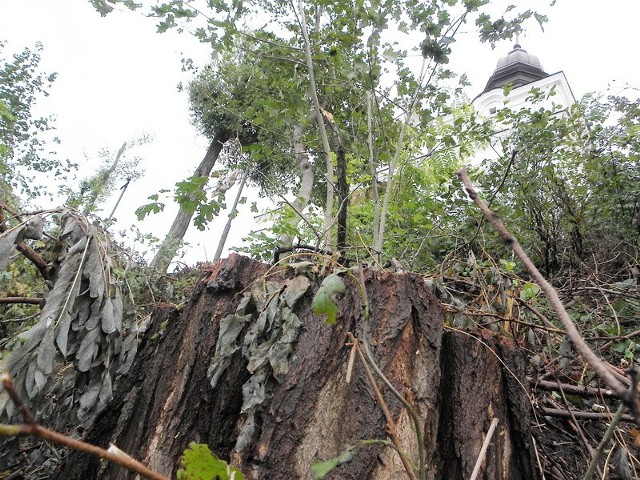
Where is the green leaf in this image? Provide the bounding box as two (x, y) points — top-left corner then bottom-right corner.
(520, 282), (540, 301)
(177, 443), (245, 480)
(499, 259), (516, 272)
(89, 0), (114, 16)
(311, 445), (356, 479)
(311, 273), (346, 325)
(135, 201), (165, 220)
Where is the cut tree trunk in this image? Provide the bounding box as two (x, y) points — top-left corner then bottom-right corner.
(54, 255), (536, 480)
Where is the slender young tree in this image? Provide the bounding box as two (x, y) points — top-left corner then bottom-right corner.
(92, 0), (549, 264)
(149, 131), (229, 272)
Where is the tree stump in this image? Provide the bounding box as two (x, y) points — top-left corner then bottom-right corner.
(54, 254), (536, 479)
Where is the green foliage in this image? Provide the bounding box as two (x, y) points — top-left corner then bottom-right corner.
(177, 443), (244, 480)
(519, 282), (540, 301)
(0, 41), (73, 204)
(65, 139), (145, 216)
(474, 93), (640, 275)
(311, 273), (345, 325)
(171, 0), (547, 246)
(311, 445), (357, 479)
(135, 194), (166, 220)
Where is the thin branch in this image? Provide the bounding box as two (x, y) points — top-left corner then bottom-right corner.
(347, 333), (418, 480)
(515, 297), (563, 332)
(539, 406), (634, 422)
(440, 303), (564, 333)
(15, 243), (50, 280)
(0, 374), (169, 480)
(2, 373), (36, 424)
(253, 168), (323, 244)
(582, 404), (627, 480)
(0, 208), (51, 281)
(0, 312), (40, 323)
(237, 30), (304, 51)
(470, 418), (499, 480)
(295, 0), (334, 246)
(457, 168), (631, 406)
(532, 379), (617, 398)
(488, 150), (518, 206)
(367, 91), (381, 260)
(555, 377), (594, 457)
(468, 150), (518, 246)
(531, 435), (547, 480)
(278, 122), (316, 247)
(374, 57), (429, 256)
(214, 167), (248, 261)
(0, 297), (44, 305)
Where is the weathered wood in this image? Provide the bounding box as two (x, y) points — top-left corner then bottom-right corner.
(54, 254), (536, 480)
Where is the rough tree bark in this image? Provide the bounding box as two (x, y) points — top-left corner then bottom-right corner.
(150, 132), (228, 273)
(54, 255), (536, 480)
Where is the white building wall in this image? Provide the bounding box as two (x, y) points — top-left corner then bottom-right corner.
(474, 71), (575, 117)
(470, 71), (576, 166)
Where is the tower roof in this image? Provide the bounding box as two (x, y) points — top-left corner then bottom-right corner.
(481, 43), (549, 94)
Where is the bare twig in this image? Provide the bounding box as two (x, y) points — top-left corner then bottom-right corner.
(2, 373), (36, 425)
(457, 168), (631, 406)
(441, 303), (564, 333)
(346, 338), (357, 384)
(366, 91), (381, 261)
(539, 406), (633, 422)
(554, 377), (594, 457)
(0, 297), (44, 305)
(0, 374), (169, 480)
(582, 403), (626, 480)
(470, 417), (499, 480)
(515, 297), (564, 332)
(468, 150), (518, 245)
(531, 435), (547, 480)
(531, 379), (616, 398)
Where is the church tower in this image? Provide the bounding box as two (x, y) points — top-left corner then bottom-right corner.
(473, 42), (575, 116)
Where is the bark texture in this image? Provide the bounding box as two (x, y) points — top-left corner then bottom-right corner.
(54, 255), (536, 480)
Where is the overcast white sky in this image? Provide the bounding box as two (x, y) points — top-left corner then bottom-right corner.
(1, 0), (639, 266)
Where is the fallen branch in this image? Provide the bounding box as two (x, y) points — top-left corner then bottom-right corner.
(538, 407), (634, 422)
(0, 296), (44, 306)
(14, 243), (50, 280)
(531, 378), (616, 398)
(441, 303), (565, 334)
(555, 377), (594, 457)
(457, 168), (634, 414)
(0, 205), (52, 281)
(0, 374), (169, 480)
